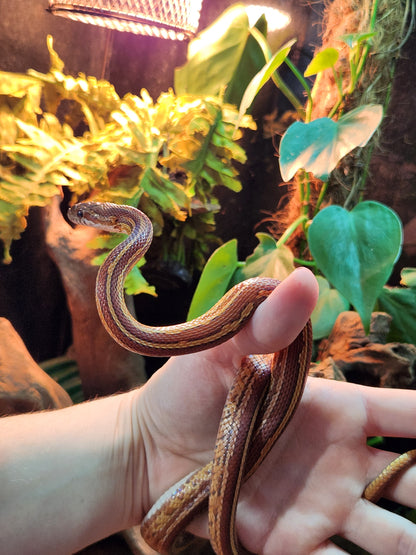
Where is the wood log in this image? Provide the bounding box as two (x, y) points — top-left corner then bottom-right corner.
(0, 317), (72, 415)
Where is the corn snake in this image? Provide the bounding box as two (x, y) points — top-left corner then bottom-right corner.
(68, 201), (416, 554)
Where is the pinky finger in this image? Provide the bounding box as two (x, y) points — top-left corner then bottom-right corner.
(343, 499), (416, 555)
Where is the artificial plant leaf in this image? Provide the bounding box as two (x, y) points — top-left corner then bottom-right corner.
(311, 276), (350, 340)
(308, 201), (402, 331)
(279, 104), (383, 181)
(46, 34), (65, 73)
(223, 14), (268, 107)
(232, 232), (294, 284)
(304, 47), (339, 77)
(236, 39), (296, 130)
(187, 239), (239, 320)
(174, 5), (250, 96)
(88, 234), (156, 297)
(0, 199), (28, 263)
(124, 264), (156, 297)
(378, 286), (416, 344)
(139, 167), (189, 221)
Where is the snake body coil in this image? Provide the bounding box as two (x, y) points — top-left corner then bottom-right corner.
(68, 201), (416, 555)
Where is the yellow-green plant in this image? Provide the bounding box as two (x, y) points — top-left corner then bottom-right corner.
(0, 36), (254, 295)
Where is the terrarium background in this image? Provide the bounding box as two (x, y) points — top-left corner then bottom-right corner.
(0, 0), (322, 362)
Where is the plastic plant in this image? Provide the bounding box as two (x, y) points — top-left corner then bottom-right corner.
(184, 2), (416, 344)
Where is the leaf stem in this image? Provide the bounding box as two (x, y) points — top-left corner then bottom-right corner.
(314, 180), (328, 216)
(276, 214), (308, 248)
(293, 257), (317, 268)
(284, 58), (311, 119)
(271, 72), (305, 119)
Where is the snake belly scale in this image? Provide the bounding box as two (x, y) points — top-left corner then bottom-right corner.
(68, 201), (416, 555)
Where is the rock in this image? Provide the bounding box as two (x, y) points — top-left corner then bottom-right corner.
(0, 318), (72, 415)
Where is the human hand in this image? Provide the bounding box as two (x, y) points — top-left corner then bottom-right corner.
(136, 267), (416, 554)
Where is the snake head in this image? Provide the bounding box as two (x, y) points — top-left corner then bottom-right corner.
(68, 202), (127, 233)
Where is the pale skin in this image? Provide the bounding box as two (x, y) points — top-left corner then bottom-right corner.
(1, 268), (416, 554)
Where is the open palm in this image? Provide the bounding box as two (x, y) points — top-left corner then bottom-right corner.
(137, 268), (416, 554)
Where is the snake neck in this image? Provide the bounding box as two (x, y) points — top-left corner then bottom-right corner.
(95, 207), (155, 353)
(93, 205), (278, 357)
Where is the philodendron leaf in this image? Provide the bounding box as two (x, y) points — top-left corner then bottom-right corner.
(279, 104), (383, 181)
(187, 233), (295, 320)
(232, 232), (294, 284)
(187, 239), (239, 320)
(378, 286), (416, 344)
(304, 47), (339, 77)
(311, 276), (349, 339)
(308, 201), (402, 331)
(339, 32), (375, 49)
(235, 39), (296, 130)
(378, 267), (416, 344)
(174, 5), (250, 96)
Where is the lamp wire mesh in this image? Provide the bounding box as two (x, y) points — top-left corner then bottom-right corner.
(48, 0), (203, 40)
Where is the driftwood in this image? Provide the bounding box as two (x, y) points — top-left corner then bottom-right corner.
(0, 317), (72, 415)
(311, 312), (416, 388)
(43, 198), (146, 398)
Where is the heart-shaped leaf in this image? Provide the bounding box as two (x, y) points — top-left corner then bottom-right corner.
(232, 232), (295, 284)
(279, 104), (383, 181)
(308, 201), (402, 331)
(304, 47), (339, 77)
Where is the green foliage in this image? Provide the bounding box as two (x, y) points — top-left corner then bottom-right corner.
(175, 4), (263, 107)
(236, 39), (296, 131)
(187, 233), (294, 320)
(279, 104), (383, 181)
(187, 239), (239, 320)
(311, 276), (349, 340)
(0, 36), (254, 295)
(304, 48), (339, 77)
(308, 202), (402, 332)
(187, 3), (413, 345)
(377, 267), (416, 344)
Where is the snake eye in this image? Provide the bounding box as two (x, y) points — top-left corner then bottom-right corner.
(77, 209), (84, 219)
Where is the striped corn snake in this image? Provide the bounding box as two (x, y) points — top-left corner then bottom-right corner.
(68, 201), (416, 555)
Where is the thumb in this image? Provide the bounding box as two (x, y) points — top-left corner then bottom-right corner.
(231, 267), (318, 356)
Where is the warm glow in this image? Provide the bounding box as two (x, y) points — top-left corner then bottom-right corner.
(48, 0), (203, 40)
(246, 4), (291, 32)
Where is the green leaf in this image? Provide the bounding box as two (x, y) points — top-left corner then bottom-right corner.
(174, 5), (250, 96)
(139, 167), (189, 220)
(311, 276), (350, 339)
(378, 286), (416, 344)
(236, 39), (296, 129)
(339, 32), (375, 48)
(187, 239), (239, 320)
(232, 232), (294, 284)
(124, 264), (156, 297)
(309, 201), (402, 331)
(223, 15), (268, 107)
(401, 267), (416, 288)
(279, 104), (383, 181)
(304, 47), (339, 77)
(88, 233), (155, 297)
